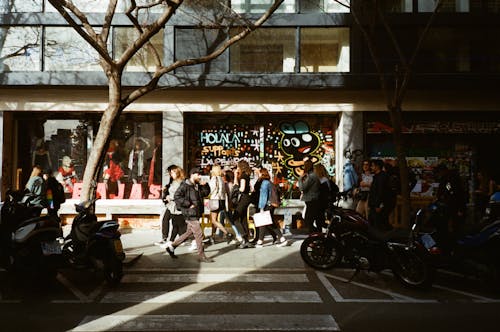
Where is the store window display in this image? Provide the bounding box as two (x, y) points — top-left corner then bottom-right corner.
(15, 114), (162, 200)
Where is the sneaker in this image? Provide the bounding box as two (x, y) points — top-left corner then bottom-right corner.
(255, 240), (264, 248)
(166, 246), (178, 259)
(276, 237), (288, 247)
(159, 240), (172, 249)
(188, 241), (198, 252)
(154, 239), (167, 246)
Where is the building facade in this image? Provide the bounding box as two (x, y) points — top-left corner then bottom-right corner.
(1, 0), (500, 223)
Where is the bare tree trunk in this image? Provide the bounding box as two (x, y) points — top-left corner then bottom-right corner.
(81, 72), (124, 201)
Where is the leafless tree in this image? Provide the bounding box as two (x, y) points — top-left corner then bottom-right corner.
(47, 0), (284, 201)
(334, 0), (443, 226)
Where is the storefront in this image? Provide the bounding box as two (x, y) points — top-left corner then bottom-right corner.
(186, 113), (338, 199)
(2, 106), (349, 228)
(365, 111), (500, 224)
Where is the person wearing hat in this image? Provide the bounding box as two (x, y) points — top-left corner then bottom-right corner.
(166, 167), (214, 263)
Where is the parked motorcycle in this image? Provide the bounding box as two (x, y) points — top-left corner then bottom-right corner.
(0, 189), (62, 281)
(300, 193), (435, 289)
(62, 198), (125, 284)
(415, 202), (500, 284)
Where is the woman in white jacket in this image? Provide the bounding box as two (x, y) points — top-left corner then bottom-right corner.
(209, 165), (234, 243)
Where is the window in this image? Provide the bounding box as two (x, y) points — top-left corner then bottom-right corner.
(0, 0), (42, 13)
(0, 26), (41, 72)
(45, 0), (164, 13)
(17, 114), (162, 200)
(175, 28), (228, 74)
(417, 28), (471, 72)
(380, 0), (413, 12)
(230, 28), (295, 73)
(300, 0), (350, 13)
(114, 28), (164, 72)
(232, 0), (295, 13)
(418, 0), (469, 12)
(300, 28), (349, 73)
(44, 27), (103, 71)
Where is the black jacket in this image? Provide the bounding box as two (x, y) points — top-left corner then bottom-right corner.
(368, 171), (393, 210)
(174, 179), (210, 219)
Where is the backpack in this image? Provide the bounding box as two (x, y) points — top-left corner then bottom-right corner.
(269, 182), (281, 208)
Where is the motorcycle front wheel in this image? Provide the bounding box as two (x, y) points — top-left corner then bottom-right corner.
(392, 249), (435, 289)
(300, 236), (342, 270)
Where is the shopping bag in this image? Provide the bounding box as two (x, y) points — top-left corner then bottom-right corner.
(253, 210), (273, 227)
(208, 199), (219, 211)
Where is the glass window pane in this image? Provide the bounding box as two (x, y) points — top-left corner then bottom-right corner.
(114, 28), (164, 72)
(175, 28), (228, 74)
(380, 0), (413, 12)
(232, 0), (295, 13)
(45, 27), (103, 71)
(300, 28), (350, 73)
(230, 28), (295, 73)
(0, 0), (42, 13)
(418, 0), (469, 12)
(486, 0), (500, 12)
(0, 26), (41, 72)
(300, 0), (350, 13)
(45, 0), (164, 13)
(417, 28), (470, 72)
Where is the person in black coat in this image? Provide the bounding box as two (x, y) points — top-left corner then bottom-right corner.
(368, 159), (393, 231)
(166, 167), (214, 263)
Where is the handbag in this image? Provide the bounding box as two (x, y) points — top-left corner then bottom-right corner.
(253, 210), (273, 227)
(208, 199), (219, 211)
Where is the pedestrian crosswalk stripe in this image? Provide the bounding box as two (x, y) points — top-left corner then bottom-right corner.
(71, 314), (340, 331)
(122, 273), (309, 283)
(101, 290), (322, 304)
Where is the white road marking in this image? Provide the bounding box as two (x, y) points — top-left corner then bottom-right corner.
(52, 274), (106, 304)
(71, 314), (340, 331)
(100, 290), (322, 304)
(316, 271), (438, 303)
(122, 273), (309, 283)
(433, 284), (500, 303)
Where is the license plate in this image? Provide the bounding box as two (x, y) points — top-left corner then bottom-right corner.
(114, 239), (123, 254)
(420, 234), (436, 249)
(41, 240), (62, 256)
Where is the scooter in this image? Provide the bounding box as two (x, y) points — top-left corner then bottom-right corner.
(415, 202), (500, 284)
(0, 189), (63, 281)
(62, 198), (125, 284)
(300, 192), (435, 289)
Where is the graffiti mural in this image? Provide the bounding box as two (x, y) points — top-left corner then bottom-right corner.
(188, 116), (337, 183)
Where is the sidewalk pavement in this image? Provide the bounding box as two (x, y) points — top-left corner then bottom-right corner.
(120, 228), (308, 271)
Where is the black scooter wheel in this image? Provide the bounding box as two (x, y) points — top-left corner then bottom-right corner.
(300, 236), (342, 270)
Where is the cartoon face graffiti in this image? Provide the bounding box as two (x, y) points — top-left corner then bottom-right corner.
(279, 121), (321, 176)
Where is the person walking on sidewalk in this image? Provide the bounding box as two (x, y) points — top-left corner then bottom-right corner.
(255, 167), (287, 248)
(208, 165), (233, 243)
(166, 167), (214, 263)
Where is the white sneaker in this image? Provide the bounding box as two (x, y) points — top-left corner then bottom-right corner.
(188, 241), (198, 251)
(255, 240), (264, 248)
(276, 237), (288, 247)
(159, 241), (172, 249)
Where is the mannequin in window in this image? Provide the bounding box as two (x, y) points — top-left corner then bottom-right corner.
(32, 138), (52, 174)
(103, 139), (124, 196)
(128, 137), (150, 184)
(56, 155), (78, 195)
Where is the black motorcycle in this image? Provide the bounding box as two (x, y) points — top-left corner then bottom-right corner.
(415, 202), (500, 284)
(62, 198), (125, 284)
(0, 189), (63, 281)
(300, 195), (435, 289)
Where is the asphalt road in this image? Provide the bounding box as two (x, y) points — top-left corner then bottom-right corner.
(1, 229), (499, 332)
